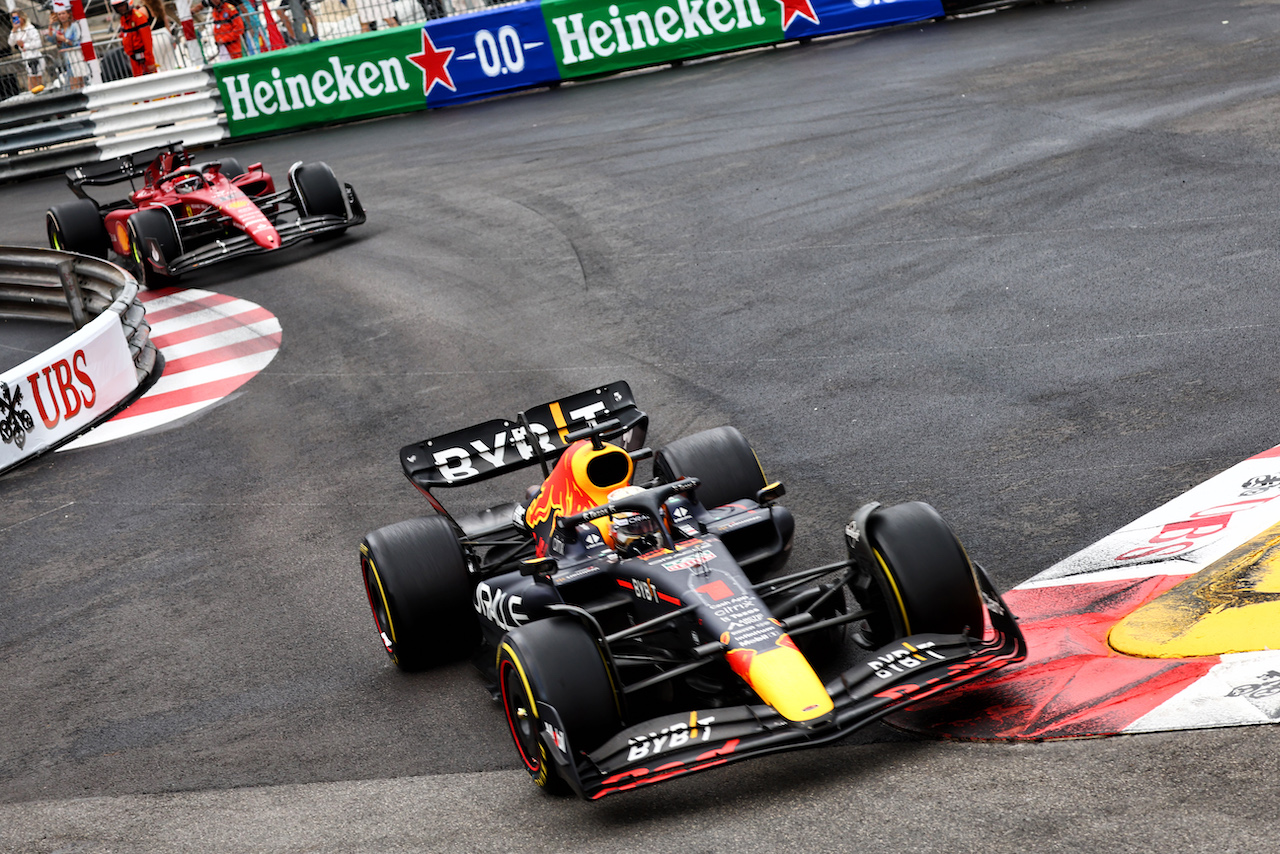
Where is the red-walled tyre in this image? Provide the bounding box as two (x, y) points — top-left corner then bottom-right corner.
(360, 516), (479, 671)
(497, 617), (619, 795)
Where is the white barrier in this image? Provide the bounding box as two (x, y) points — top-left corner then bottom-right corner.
(0, 247), (159, 475)
(0, 67), (227, 183)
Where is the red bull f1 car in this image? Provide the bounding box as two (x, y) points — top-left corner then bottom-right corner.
(359, 382), (1026, 799)
(44, 142), (365, 287)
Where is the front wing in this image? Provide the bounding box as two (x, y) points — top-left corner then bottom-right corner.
(539, 573), (1026, 800)
(140, 184), (367, 277)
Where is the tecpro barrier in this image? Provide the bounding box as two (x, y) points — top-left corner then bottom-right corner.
(214, 0), (945, 136)
(0, 247), (158, 475)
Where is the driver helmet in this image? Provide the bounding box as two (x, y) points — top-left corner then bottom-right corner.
(607, 486), (660, 553)
(174, 173), (202, 194)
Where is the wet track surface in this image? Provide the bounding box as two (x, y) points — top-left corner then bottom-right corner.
(3, 0), (1280, 849)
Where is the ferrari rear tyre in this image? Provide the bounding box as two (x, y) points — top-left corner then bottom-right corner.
(126, 208), (181, 289)
(46, 199), (109, 259)
(654, 426), (768, 511)
(497, 617), (619, 795)
(360, 516), (479, 671)
(293, 162), (347, 240)
(853, 502), (985, 646)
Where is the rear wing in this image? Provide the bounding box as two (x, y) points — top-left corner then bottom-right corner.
(399, 381), (648, 492)
(65, 143), (185, 202)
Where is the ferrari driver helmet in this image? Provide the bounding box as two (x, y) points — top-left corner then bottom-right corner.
(174, 173), (202, 194)
(608, 486), (660, 553)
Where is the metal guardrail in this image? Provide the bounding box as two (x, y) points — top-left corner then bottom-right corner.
(0, 246), (157, 384)
(0, 65), (225, 182)
(0, 246), (158, 475)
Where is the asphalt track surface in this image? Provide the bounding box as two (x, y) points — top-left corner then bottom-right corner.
(3, 0), (1280, 849)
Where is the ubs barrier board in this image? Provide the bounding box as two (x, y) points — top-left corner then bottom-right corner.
(215, 0), (943, 136)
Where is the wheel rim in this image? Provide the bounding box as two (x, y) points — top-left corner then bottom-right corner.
(499, 657), (541, 775)
(361, 557), (396, 657)
(130, 226), (144, 268)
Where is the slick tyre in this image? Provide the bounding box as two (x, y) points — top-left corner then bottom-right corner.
(497, 618), (620, 795)
(126, 208), (181, 288)
(655, 426), (768, 510)
(360, 516), (479, 671)
(853, 502), (985, 647)
(293, 161), (347, 240)
(46, 199), (109, 259)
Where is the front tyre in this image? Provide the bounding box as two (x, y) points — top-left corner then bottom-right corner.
(360, 516), (479, 671)
(293, 161), (347, 240)
(126, 208), (181, 289)
(654, 425), (768, 510)
(46, 199), (109, 259)
(497, 618), (620, 795)
(851, 501), (985, 647)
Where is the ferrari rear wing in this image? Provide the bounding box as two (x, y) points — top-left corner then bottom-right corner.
(65, 143), (181, 202)
(399, 381), (648, 491)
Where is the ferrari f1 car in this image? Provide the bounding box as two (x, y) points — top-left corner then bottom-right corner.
(44, 142), (365, 287)
(359, 382), (1025, 799)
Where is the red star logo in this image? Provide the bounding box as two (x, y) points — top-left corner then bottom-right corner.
(777, 0), (819, 29)
(407, 29), (455, 97)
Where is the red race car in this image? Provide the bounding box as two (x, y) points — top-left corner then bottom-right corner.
(45, 142), (366, 287)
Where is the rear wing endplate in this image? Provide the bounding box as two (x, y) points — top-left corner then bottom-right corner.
(399, 381), (648, 491)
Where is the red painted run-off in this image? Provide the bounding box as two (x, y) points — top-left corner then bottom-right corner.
(60, 286), (281, 450)
(889, 577), (1219, 739)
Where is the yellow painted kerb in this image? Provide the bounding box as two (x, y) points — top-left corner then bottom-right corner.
(1109, 520), (1280, 658)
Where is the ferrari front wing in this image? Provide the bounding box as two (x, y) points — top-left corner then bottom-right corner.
(541, 571), (1026, 800)
(141, 184), (367, 277)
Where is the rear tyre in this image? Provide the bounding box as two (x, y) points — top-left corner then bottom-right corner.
(852, 501), (985, 647)
(654, 426), (768, 510)
(126, 208), (181, 289)
(46, 199), (109, 259)
(498, 617), (619, 795)
(293, 161), (347, 240)
(360, 516), (479, 671)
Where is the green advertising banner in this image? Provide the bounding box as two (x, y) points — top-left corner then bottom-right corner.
(212, 0), (943, 137)
(216, 30), (431, 136)
(541, 0), (781, 79)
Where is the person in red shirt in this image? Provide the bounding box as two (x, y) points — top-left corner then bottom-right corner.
(194, 0), (245, 61)
(111, 0), (157, 76)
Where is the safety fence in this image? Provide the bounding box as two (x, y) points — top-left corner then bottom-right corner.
(1, 0), (469, 100)
(0, 246), (158, 475)
(2, 0), (1045, 183)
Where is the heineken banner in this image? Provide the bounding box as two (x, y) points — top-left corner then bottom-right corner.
(215, 0), (942, 137)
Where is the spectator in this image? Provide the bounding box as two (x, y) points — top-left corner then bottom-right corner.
(8, 10), (45, 93)
(46, 1), (87, 89)
(193, 0), (245, 60)
(137, 0), (180, 70)
(355, 0), (397, 33)
(274, 0), (319, 43)
(111, 0), (158, 76)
